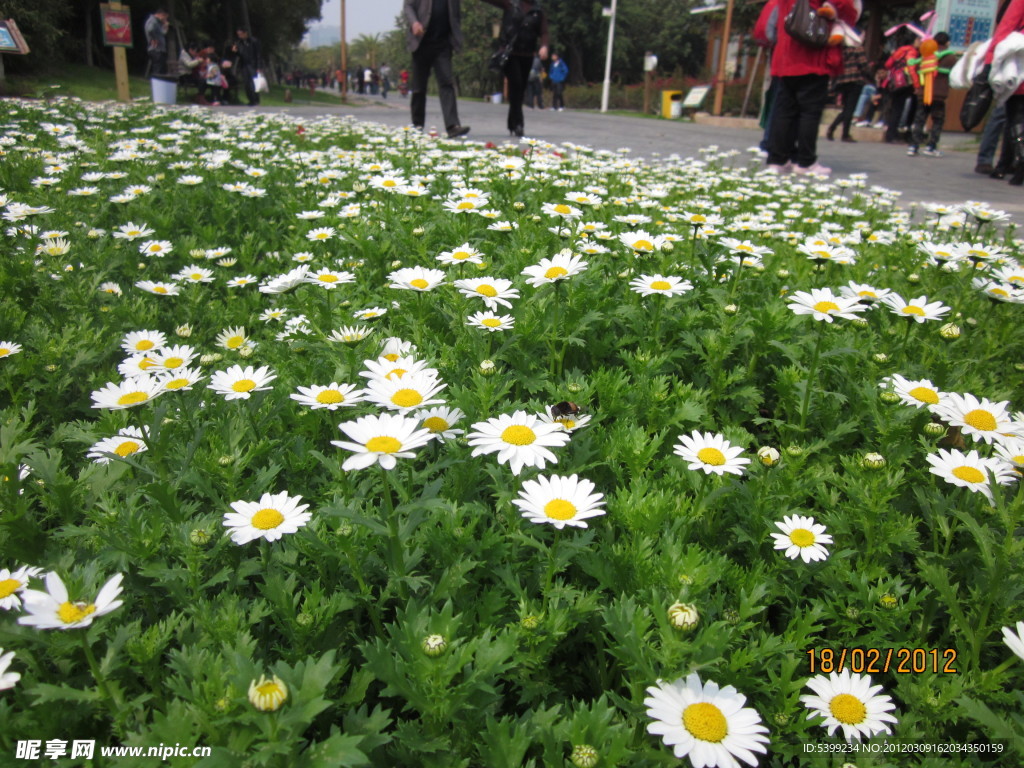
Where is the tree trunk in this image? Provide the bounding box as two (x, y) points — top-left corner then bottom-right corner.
(85, 0), (94, 67)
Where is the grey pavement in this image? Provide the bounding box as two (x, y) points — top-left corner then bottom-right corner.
(239, 94), (1024, 224)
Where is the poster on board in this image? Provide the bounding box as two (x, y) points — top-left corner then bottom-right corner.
(933, 0), (998, 51)
(100, 4), (133, 48)
(0, 19), (30, 54)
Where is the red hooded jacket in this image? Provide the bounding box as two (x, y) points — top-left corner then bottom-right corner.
(767, 0), (859, 77)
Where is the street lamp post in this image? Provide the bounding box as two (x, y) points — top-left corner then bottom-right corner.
(600, 0), (618, 113)
(712, 0), (734, 116)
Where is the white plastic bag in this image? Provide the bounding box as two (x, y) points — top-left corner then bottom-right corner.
(253, 73), (269, 93)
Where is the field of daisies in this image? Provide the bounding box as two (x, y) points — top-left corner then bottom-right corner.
(0, 97), (1022, 767)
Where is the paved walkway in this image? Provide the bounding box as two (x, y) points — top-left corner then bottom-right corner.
(237, 94), (1024, 224)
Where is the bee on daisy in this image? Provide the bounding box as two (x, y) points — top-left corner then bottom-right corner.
(18, 572), (124, 631)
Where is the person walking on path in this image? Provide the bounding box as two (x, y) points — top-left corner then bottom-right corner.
(144, 9), (170, 76)
(230, 28), (263, 106)
(765, 0), (860, 177)
(404, 0), (470, 138)
(906, 32), (957, 157)
(826, 43), (870, 142)
(883, 32), (918, 144)
(526, 55), (545, 109)
(483, 0), (549, 137)
(549, 51), (568, 111)
(983, 0), (1024, 184)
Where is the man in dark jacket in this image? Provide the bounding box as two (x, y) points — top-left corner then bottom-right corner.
(404, 0), (470, 138)
(231, 28), (262, 106)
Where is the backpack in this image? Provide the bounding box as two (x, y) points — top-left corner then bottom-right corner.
(886, 49), (912, 91)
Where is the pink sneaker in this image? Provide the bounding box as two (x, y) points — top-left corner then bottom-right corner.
(765, 162), (793, 175)
(793, 162), (831, 177)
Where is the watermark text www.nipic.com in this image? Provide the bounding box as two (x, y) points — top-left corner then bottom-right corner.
(16, 740), (212, 761)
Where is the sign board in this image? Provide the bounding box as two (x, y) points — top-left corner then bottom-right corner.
(682, 85), (711, 108)
(100, 4), (133, 48)
(933, 0), (998, 51)
(0, 19), (29, 54)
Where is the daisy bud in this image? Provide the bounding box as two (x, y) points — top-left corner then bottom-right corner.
(667, 601), (699, 630)
(520, 614), (541, 631)
(189, 528), (211, 546)
(850, 317), (869, 328)
(879, 593), (899, 610)
(422, 634), (447, 657)
(662, 240), (674, 252)
(872, 352), (889, 363)
(723, 303), (738, 315)
(214, 696), (231, 712)
(922, 421), (946, 437)
(567, 382), (583, 394)
(390, 260), (402, 268)
(841, 763), (859, 768)
(238, 345), (254, 358)
(777, 269), (790, 278)
(772, 712), (791, 726)
(336, 522), (354, 537)
(570, 744), (600, 768)
(879, 391), (901, 405)
(479, 359), (497, 375)
(248, 674), (288, 712)
(513, 201), (526, 210)
(175, 324), (193, 337)
(723, 608), (740, 624)
(846, 606), (860, 619)
(862, 452), (886, 470)
(939, 322), (960, 340)
(757, 446), (781, 467)
(45, 364), (58, 372)
(785, 445), (804, 458)
(353, 182), (366, 192)
(1016, 363), (1024, 372)
(295, 612), (314, 627)
(137, 262), (146, 269)
(907, 273), (920, 283)
(199, 353), (222, 365)
(218, 454), (235, 466)
(412, 227), (424, 236)
(189, 249), (205, 258)
(677, 573), (694, 585)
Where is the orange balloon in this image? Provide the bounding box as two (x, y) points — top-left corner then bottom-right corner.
(920, 38), (939, 56)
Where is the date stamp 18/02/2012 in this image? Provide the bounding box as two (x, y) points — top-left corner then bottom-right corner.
(806, 647), (958, 675)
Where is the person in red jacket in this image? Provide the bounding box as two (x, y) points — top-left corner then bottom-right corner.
(984, 0), (1024, 185)
(766, 0), (860, 177)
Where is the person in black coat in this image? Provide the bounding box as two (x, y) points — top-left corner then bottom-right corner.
(230, 28), (262, 106)
(483, 0), (549, 137)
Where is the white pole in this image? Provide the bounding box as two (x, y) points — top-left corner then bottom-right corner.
(600, 0), (618, 113)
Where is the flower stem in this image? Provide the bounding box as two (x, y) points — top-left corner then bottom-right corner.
(380, 468), (408, 600)
(798, 323), (827, 434)
(81, 632), (121, 712)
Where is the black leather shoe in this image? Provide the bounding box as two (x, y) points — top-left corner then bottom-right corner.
(510, 125), (524, 138)
(446, 124), (470, 139)
(975, 163), (994, 174)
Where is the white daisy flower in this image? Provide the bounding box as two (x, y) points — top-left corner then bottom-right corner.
(359, 355), (436, 383)
(541, 201), (583, 219)
(437, 242), (484, 265)
(466, 411), (571, 476)
(521, 250), (589, 287)
(157, 366), (205, 392)
(207, 365), (277, 400)
(619, 230), (667, 254)
(453, 277), (520, 310)
(0, 648), (19, 690)
(139, 240), (173, 257)
(417, 406), (465, 441)
(538, 404), (591, 433)
(1002, 620), (1024, 662)
(363, 372), (447, 413)
(290, 382), (366, 410)
(18, 572), (124, 631)
(223, 491), (312, 544)
(87, 426), (149, 464)
(121, 330), (168, 354)
(645, 673), (770, 766)
(881, 294), (951, 323)
(226, 275), (259, 288)
(352, 306), (388, 320)
(839, 281), (891, 304)
(787, 288), (866, 323)
(91, 377), (166, 409)
(306, 226), (336, 242)
(771, 514), (833, 562)
(801, 670), (898, 742)
(388, 266), (446, 292)
(993, 437), (1024, 470)
(0, 341), (24, 359)
(150, 344), (198, 372)
(327, 325), (373, 343)
(215, 326), (249, 351)
(674, 431), (751, 476)
(925, 448), (1017, 504)
(466, 310), (516, 332)
(879, 374), (946, 409)
(331, 412), (435, 471)
(306, 268), (356, 289)
(930, 392), (1023, 444)
(0, 565), (44, 611)
(512, 474), (606, 530)
(135, 280), (180, 296)
(629, 274), (693, 297)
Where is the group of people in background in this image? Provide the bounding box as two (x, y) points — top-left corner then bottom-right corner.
(403, 0), (566, 139)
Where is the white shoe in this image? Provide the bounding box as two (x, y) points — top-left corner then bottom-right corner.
(853, 120), (870, 128)
(792, 162), (831, 177)
(922, 147), (943, 157)
(764, 162), (793, 175)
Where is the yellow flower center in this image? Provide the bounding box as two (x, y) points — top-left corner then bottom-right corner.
(456, 201), (474, 210)
(990, 287), (1009, 297)
(251, 508), (285, 529)
(829, 693), (867, 725)
(908, 386), (939, 404)
(476, 285), (498, 297)
(153, 286), (168, 294)
(650, 280), (671, 291)
(114, 440), (141, 457)
(164, 378), (190, 390)
(383, 179), (397, 187)
(226, 336), (244, 349)
(453, 251), (470, 260)
(963, 409), (997, 432)
(232, 379), (257, 393)
(737, 244), (754, 252)
(189, 273), (203, 281)
(553, 204), (572, 214)
(633, 239), (654, 251)
(952, 465), (985, 484)
(0, 348), (9, 357)
(544, 266), (568, 279)
(556, 418), (576, 430)
(0, 578), (21, 598)
(57, 601), (97, 625)
(857, 290), (877, 298)
(544, 498), (577, 520)
(316, 390), (344, 404)
(697, 447), (726, 466)
(901, 306), (925, 316)
(136, 340), (155, 351)
(256, 680), (284, 696)
(410, 278), (429, 289)
(138, 359), (157, 370)
(319, 274), (339, 283)
(813, 301), (839, 313)
(423, 416), (449, 433)
(690, 215), (707, 223)
(163, 357), (184, 369)
(814, 251), (832, 259)
(366, 436), (402, 453)
(682, 702), (728, 742)
(116, 391), (149, 406)
(482, 318), (502, 328)
(391, 389), (423, 408)
(789, 528), (815, 547)
(501, 425), (536, 446)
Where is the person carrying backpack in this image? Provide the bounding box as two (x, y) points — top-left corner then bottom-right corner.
(883, 31), (919, 143)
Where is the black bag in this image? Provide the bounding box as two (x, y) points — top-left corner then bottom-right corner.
(488, 45), (513, 73)
(784, 0), (831, 49)
(960, 66), (994, 132)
